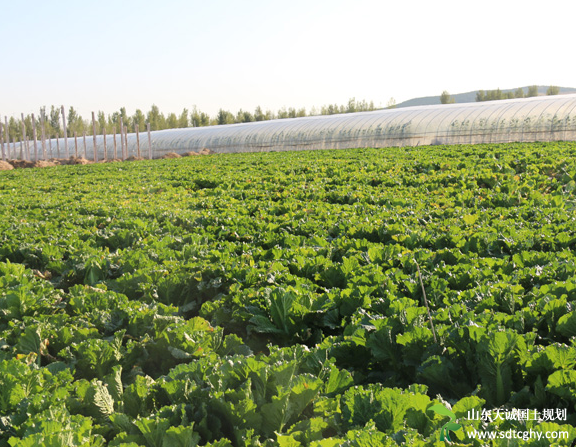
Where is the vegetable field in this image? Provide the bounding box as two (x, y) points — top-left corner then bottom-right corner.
(1, 142), (576, 446)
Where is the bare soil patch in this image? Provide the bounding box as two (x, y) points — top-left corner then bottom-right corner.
(161, 152), (181, 159)
(1, 150), (216, 170)
(33, 160), (58, 168)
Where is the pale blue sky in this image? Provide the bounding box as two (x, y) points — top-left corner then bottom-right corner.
(2, 0), (575, 119)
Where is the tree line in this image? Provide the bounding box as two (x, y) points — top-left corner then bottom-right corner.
(475, 85), (561, 102)
(1, 98), (377, 143)
(440, 85), (561, 104)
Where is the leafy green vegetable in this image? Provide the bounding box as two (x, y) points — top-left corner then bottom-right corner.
(2, 142), (576, 444)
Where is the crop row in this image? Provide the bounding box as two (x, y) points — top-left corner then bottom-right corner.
(0, 142), (575, 445)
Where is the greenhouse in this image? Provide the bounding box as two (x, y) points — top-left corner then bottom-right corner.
(7, 93), (576, 161)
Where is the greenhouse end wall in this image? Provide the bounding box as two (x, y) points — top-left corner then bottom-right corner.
(10, 93), (576, 161)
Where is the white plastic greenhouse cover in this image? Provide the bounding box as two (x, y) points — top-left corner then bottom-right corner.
(38, 93), (576, 160)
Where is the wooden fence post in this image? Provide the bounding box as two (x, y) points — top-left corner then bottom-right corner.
(74, 132), (79, 157)
(4, 117), (9, 159)
(92, 111), (98, 162)
(20, 113), (27, 160)
(40, 111), (47, 160)
(56, 137), (60, 158)
(25, 136), (30, 161)
(124, 126), (128, 158)
(135, 124), (140, 158)
(1, 118), (5, 160)
(147, 123), (152, 159)
(61, 105), (69, 158)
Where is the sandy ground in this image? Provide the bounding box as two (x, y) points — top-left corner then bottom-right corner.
(0, 149), (214, 170)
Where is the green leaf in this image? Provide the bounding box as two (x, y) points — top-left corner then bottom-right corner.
(417, 355), (464, 395)
(134, 417), (171, 447)
(287, 417), (328, 444)
(276, 434), (301, 447)
(366, 326), (399, 368)
(261, 374), (322, 436)
(557, 311), (576, 337)
(84, 257), (105, 286)
(477, 331), (522, 405)
(404, 393), (431, 433)
(261, 392), (290, 436)
(324, 367), (354, 396)
(285, 375), (323, 425)
(546, 370), (576, 400)
(452, 396), (485, 419)
(7, 405), (102, 446)
(269, 288), (296, 334)
(544, 344), (576, 369)
(123, 375), (155, 418)
(310, 439), (344, 447)
(103, 366), (123, 411)
(462, 214), (478, 225)
(162, 425), (200, 447)
(217, 334), (252, 357)
(344, 423), (390, 446)
(248, 315), (285, 335)
(16, 326), (42, 357)
(396, 326), (434, 367)
(110, 413), (136, 434)
(87, 380), (115, 419)
(73, 338), (122, 380)
(168, 346), (195, 359)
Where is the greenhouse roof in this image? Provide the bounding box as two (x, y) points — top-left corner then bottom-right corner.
(11, 93), (576, 161)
